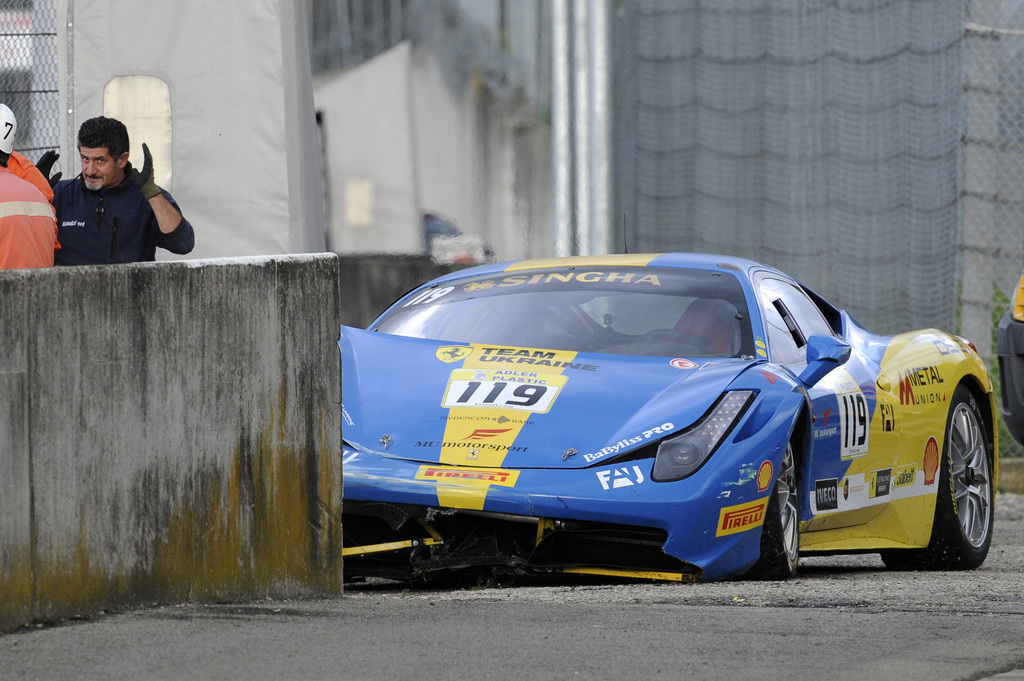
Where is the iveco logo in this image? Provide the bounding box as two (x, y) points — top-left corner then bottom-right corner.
(815, 478), (838, 511)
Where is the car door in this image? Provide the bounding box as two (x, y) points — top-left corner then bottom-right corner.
(753, 273), (891, 530)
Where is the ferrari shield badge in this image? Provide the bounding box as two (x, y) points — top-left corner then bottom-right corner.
(437, 346), (472, 363)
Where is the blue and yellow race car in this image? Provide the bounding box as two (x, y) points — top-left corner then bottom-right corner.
(340, 253), (997, 583)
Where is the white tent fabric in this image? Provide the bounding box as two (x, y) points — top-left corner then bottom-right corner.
(314, 42), (421, 255)
(314, 40), (555, 262)
(56, 0), (325, 259)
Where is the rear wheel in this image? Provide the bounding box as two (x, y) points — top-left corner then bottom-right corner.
(747, 443), (799, 580)
(881, 383), (994, 570)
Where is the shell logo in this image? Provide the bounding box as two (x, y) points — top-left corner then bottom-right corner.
(756, 460), (774, 492)
(923, 436), (939, 485)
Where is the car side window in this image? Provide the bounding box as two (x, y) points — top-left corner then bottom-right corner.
(755, 274), (835, 366)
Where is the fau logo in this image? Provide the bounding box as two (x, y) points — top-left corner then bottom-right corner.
(596, 466), (645, 490)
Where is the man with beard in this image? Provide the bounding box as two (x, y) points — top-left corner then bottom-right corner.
(53, 116), (195, 265)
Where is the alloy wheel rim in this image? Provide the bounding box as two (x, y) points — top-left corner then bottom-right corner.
(949, 403), (992, 548)
(777, 445), (799, 561)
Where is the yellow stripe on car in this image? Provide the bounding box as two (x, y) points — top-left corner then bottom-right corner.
(432, 344), (577, 509)
(504, 254), (661, 270)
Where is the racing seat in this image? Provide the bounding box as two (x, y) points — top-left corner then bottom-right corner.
(675, 299), (742, 356)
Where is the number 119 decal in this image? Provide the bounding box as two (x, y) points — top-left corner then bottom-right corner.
(443, 370), (566, 413)
(837, 389), (869, 459)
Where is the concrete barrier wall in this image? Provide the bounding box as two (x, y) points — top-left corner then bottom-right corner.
(337, 254), (468, 328)
(0, 255), (343, 631)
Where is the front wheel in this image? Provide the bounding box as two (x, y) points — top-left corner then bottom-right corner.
(881, 383), (994, 571)
(747, 443), (799, 580)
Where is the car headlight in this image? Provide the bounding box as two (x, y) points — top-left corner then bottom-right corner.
(652, 390), (754, 482)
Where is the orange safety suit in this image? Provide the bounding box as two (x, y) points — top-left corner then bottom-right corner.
(0, 165), (60, 269)
(8, 150), (54, 203)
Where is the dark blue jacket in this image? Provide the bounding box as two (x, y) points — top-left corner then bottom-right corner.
(53, 167), (195, 265)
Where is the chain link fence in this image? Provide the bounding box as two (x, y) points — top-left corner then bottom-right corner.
(0, 0), (59, 162)
(614, 0), (966, 344)
(963, 1), (1024, 357)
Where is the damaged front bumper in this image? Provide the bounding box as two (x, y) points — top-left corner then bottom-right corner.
(343, 499), (702, 583)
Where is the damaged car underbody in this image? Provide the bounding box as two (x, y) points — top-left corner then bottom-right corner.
(343, 500), (701, 584)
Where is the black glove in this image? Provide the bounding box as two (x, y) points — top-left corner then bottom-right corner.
(35, 149), (62, 187)
(128, 143), (160, 199)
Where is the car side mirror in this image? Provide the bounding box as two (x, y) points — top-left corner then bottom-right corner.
(798, 334), (851, 386)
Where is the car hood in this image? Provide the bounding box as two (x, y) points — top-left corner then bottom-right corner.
(340, 326), (756, 470)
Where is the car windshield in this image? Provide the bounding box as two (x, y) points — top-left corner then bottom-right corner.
(372, 266), (756, 358)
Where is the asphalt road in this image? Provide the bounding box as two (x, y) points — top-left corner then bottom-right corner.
(3, 494), (1024, 681)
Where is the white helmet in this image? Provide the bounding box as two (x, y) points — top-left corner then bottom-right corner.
(0, 104), (16, 154)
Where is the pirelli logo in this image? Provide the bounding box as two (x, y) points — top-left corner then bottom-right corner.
(416, 465), (519, 487)
(716, 497), (769, 537)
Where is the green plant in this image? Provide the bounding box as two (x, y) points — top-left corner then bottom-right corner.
(988, 358), (1023, 458)
(991, 284), (1023, 458)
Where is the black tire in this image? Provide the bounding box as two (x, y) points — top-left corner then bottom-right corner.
(881, 383), (994, 571)
(747, 443), (799, 580)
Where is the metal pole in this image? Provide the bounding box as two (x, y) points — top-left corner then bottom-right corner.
(573, 0), (590, 256)
(552, 0), (573, 256)
(589, 0), (611, 255)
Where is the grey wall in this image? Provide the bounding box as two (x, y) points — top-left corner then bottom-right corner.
(338, 254), (468, 328)
(0, 255), (343, 631)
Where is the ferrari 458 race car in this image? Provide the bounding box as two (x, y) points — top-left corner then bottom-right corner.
(340, 253), (997, 583)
